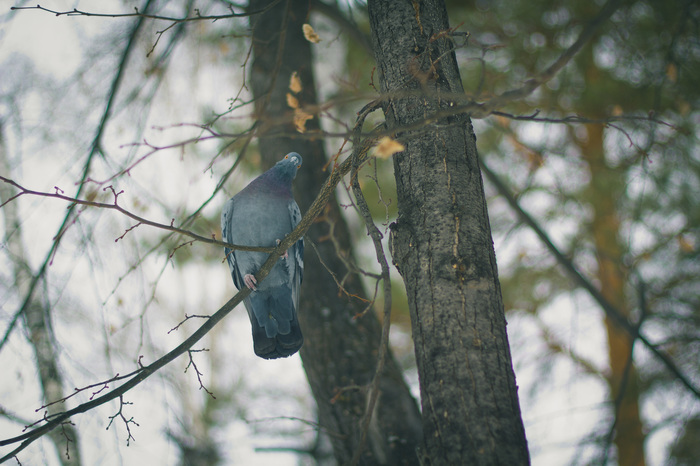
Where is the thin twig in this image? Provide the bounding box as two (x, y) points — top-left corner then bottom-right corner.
(0, 0), (155, 354)
(10, 1), (284, 22)
(348, 101), (394, 466)
(0, 109), (379, 461)
(479, 160), (700, 400)
(0, 176), (271, 253)
(469, 0), (624, 118)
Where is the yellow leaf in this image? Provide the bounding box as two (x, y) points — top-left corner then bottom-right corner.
(666, 63), (677, 83)
(678, 234), (695, 253)
(289, 71), (302, 93)
(373, 137), (405, 159)
(303, 24), (321, 44)
(286, 92), (299, 109)
(293, 108), (313, 133)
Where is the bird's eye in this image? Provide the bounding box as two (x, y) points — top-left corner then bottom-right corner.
(285, 155), (289, 159)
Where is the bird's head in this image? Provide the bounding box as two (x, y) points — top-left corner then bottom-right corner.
(276, 152), (302, 179)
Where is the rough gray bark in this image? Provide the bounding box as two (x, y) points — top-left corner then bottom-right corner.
(247, 1), (422, 464)
(367, 1), (530, 464)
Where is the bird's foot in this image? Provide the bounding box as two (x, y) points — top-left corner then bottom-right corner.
(244, 274), (257, 291)
(276, 239), (289, 259)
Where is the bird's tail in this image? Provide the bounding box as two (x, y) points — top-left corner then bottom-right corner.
(246, 287), (303, 359)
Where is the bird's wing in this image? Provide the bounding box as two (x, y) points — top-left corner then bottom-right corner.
(221, 197), (246, 291)
(287, 199), (304, 308)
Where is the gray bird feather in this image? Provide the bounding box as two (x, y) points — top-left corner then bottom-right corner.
(221, 152), (304, 359)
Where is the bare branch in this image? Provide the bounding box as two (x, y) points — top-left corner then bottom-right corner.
(469, 0), (624, 118)
(348, 102), (395, 466)
(0, 175), (271, 253)
(185, 349), (216, 399)
(0, 0), (155, 357)
(0, 112), (379, 460)
(57, 421), (76, 461)
(105, 396), (139, 446)
(10, 1), (284, 22)
(168, 314), (212, 334)
(479, 160), (700, 400)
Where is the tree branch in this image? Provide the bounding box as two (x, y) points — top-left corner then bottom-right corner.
(0, 108), (379, 462)
(468, 0), (624, 118)
(0, 175), (272, 253)
(348, 102), (393, 466)
(10, 1), (284, 22)
(479, 160), (700, 400)
(0, 0), (154, 357)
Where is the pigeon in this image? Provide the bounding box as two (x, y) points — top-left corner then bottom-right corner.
(221, 152), (304, 359)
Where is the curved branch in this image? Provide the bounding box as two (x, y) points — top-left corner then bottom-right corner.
(479, 160), (700, 400)
(469, 0), (624, 118)
(0, 175), (273, 253)
(10, 1), (284, 22)
(0, 110), (379, 462)
(348, 103), (394, 466)
(0, 0), (155, 362)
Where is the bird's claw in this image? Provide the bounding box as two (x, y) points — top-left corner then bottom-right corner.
(244, 274), (257, 291)
(276, 239), (289, 259)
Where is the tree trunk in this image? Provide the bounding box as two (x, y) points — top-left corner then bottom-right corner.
(247, 1), (423, 464)
(581, 123), (646, 466)
(368, 1), (530, 464)
(0, 123), (82, 465)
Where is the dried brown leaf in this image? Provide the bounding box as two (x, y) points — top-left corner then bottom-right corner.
(373, 137), (405, 159)
(286, 92), (299, 109)
(303, 24), (321, 44)
(289, 71), (302, 93)
(678, 234), (695, 253)
(294, 108), (313, 133)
